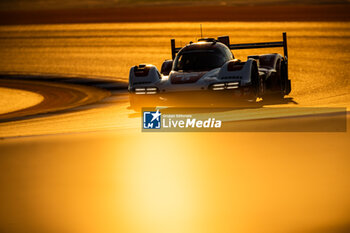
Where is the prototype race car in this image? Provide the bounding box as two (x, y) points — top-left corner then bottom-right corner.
(128, 32), (291, 108)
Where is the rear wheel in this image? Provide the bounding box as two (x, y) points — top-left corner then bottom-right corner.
(282, 59), (291, 95)
(279, 59), (291, 97)
(248, 61), (261, 101)
(275, 58), (285, 99)
(264, 58), (288, 100)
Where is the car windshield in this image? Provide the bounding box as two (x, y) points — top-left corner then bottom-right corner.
(174, 50), (227, 72)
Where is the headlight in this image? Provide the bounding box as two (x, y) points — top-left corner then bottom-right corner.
(212, 83), (225, 91)
(226, 82), (239, 89)
(210, 82), (240, 91)
(134, 87), (158, 94)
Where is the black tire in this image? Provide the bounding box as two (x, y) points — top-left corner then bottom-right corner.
(283, 59), (291, 95)
(268, 58), (286, 99)
(279, 59), (291, 96)
(261, 57), (289, 101)
(249, 61), (261, 100)
(285, 79), (291, 95)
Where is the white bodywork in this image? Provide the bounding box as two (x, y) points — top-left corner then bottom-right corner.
(128, 59), (256, 94)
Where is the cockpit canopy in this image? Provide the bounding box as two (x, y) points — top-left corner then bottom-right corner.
(173, 42), (233, 72)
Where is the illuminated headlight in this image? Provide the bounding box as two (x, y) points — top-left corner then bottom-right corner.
(134, 87), (158, 94)
(212, 87), (225, 91)
(146, 87), (157, 91)
(227, 82), (239, 86)
(212, 83), (225, 87)
(211, 82), (240, 91)
(226, 86), (238, 89)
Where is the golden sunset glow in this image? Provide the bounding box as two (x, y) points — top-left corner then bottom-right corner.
(0, 2), (350, 233)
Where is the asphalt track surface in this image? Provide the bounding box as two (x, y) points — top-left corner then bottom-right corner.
(0, 78), (110, 123)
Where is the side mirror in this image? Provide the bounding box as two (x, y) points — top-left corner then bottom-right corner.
(160, 60), (173, 76)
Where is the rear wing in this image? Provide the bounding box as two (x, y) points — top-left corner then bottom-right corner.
(228, 32), (288, 60)
(170, 32), (288, 61)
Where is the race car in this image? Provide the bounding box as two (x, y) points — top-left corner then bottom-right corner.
(128, 32), (291, 108)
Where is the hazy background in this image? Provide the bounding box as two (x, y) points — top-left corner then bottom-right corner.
(0, 0), (349, 11)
